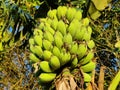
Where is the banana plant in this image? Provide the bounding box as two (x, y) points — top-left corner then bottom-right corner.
(0, 0), (35, 52)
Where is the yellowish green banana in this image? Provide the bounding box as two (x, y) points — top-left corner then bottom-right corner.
(74, 26), (86, 40)
(67, 19), (79, 38)
(56, 20), (66, 35)
(47, 9), (57, 19)
(54, 34), (63, 49)
(29, 38), (35, 45)
(63, 33), (73, 45)
(44, 23), (55, 35)
(42, 39), (52, 50)
(39, 73), (56, 83)
(81, 61), (96, 72)
(38, 22), (45, 30)
(30, 45), (43, 58)
(49, 56), (60, 70)
(29, 53), (40, 63)
(52, 46), (61, 57)
(51, 19), (58, 30)
(83, 72), (92, 82)
(34, 35), (42, 47)
(33, 28), (43, 37)
(57, 6), (67, 19)
(87, 40), (95, 49)
(66, 7), (76, 22)
(44, 30), (54, 42)
(77, 44), (87, 59)
(39, 61), (52, 72)
(59, 52), (71, 66)
(74, 10), (82, 21)
(71, 57), (78, 67)
(54, 31), (63, 39)
(70, 43), (78, 54)
(82, 31), (91, 41)
(82, 18), (89, 26)
(43, 50), (52, 61)
(79, 50), (94, 65)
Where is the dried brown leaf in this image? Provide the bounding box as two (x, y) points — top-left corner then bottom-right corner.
(56, 79), (70, 90)
(69, 76), (79, 90)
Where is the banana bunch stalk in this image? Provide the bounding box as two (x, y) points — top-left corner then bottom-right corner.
(28, 6), (96, 85)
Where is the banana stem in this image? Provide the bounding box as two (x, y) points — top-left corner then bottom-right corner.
(98, 66), (106, 90)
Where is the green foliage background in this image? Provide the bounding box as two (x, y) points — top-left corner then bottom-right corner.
(0, 0), (120, 89)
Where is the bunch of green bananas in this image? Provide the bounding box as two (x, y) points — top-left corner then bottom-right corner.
(29, 6), (96, 84)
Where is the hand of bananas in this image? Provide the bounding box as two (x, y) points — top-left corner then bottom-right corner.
(29, 6), (96, 85)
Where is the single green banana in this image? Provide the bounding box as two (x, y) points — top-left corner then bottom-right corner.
(40, 18), (47, 22)
(83, 26), (92, 41)
(46, 18), (52, 25)
(54, 34), (63, 49)
(39, 61), (52, 72)
(59, 52), (71, 66)
(81, 61), (96, 72)
(56, 20), (66, 36)
(30, 45), (43, 58)
(38, 22), (45, 30)
(44, 23), (55, 35)
(42, 39), (52, 50)
(87, 40), (95, 49)
(67, 22), (76, 38)
(67, 19), (79, 38)
(52, 46), (61, 57)
(77, 44), (87, 59)
(71, 57), (78, 68)
(51, 19), (58, 30)
(87, 26), (92, 34)
(39, 73), (56, 83)
(47, 9), (57, 19)
(49, 56), (60, 70)
(47, 27), (55, 35)
(34, 35), (42, 47)
(79, 50), (94, 65)
(57, 6), (67, 19)
(63, 33), (73, 45)
(74, 26), (86, 40)
(29, 38), (35, 45)
(44, 30), (54, 42)
(43, 50), (52, 61)
(33, 28), (43, 37)
(82, 18), (89, 26)
(82, 32), (91, 41)
(74, 10), (82, 21)
(66, 7), (76, 22)
(54, 31), (63, 39)
(83, 72), (92, 82)
(29, 53), (40, 63)
(70, 43), (78, 54)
